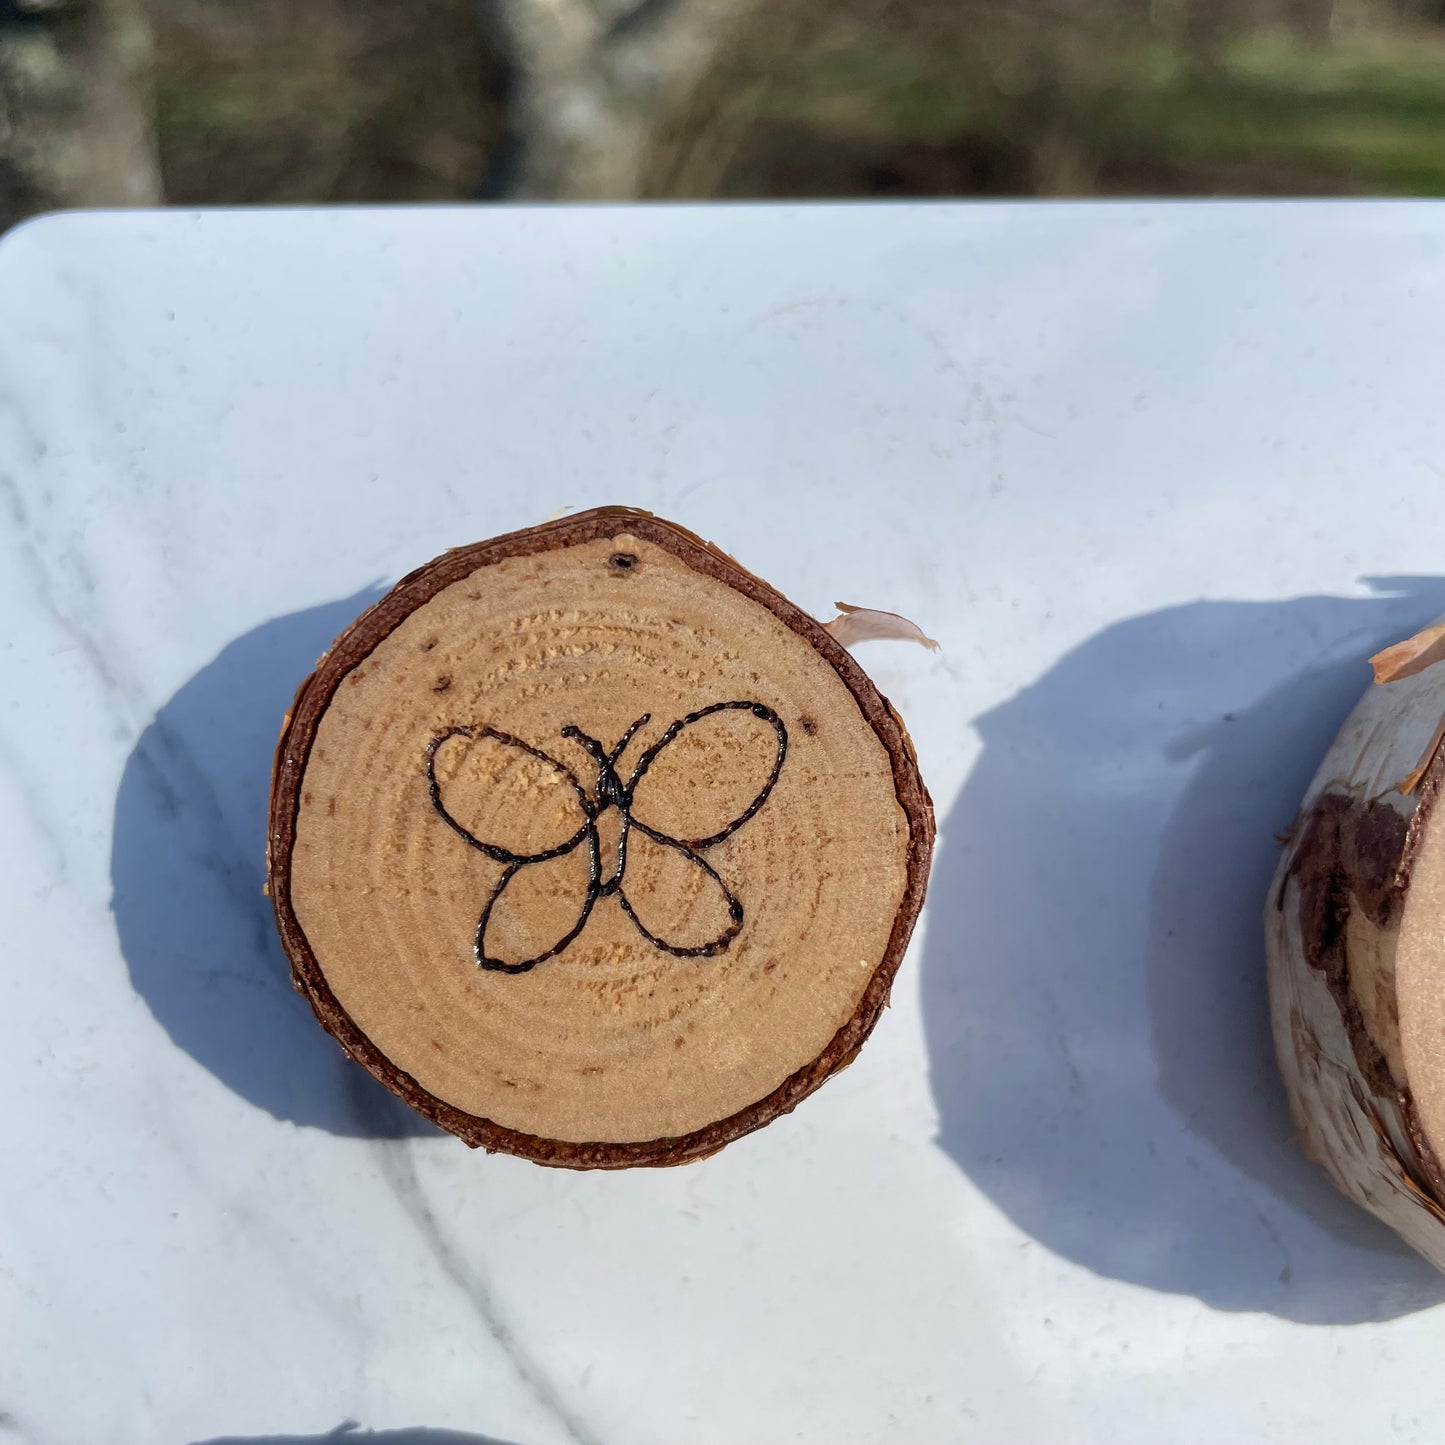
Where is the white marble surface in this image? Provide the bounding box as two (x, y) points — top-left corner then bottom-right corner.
(2, 202), (1445, 1445)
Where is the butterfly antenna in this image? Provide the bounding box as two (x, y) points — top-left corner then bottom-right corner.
(561, 724), (609, 767)
(610, 713), (651, 764)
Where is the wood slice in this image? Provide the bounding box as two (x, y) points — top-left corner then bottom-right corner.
(1267, 635), (1445, 1268)
(268, 507), (934, 1167)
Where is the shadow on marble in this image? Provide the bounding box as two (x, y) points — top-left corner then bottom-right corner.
(923, 579), (1445, 1323)
(111, 591), (438, 1138)
(192, 1430), (521, 1445)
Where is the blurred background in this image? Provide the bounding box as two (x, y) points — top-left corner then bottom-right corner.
(3, 0), (1445, 231)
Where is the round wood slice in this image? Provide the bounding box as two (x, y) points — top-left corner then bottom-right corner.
(269, 507), (934, 1167)
(1267, 634), (1445, 1268)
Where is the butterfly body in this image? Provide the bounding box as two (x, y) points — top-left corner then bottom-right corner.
(427, 701), (787, 974)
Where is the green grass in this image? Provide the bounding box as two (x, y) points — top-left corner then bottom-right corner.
(717, 11), (1445, 196)
(1122, 29), (1445, 193)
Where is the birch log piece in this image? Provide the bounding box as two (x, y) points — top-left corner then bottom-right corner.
(268, 507), (934, 1167)
(1267, 621), (1445, 1268)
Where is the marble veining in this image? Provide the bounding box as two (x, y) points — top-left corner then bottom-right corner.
(373, 1140), (605, 1445)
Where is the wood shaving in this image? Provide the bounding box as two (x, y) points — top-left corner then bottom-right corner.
(1371, 623), (1445, 683)
(824, 602), (939, 652)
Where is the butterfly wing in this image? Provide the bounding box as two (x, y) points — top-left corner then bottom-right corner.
(428, 725), (591, 862)
(476, 828), (600, 973)
(616, 823), (744, 957)
(429, 725), (599, 972)
(626, 701), (787, 849)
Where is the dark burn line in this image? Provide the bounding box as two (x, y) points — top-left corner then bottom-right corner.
(427, 701), (787, 973)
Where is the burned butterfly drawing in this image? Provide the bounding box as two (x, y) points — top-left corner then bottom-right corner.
(426, 701), (788, 973)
